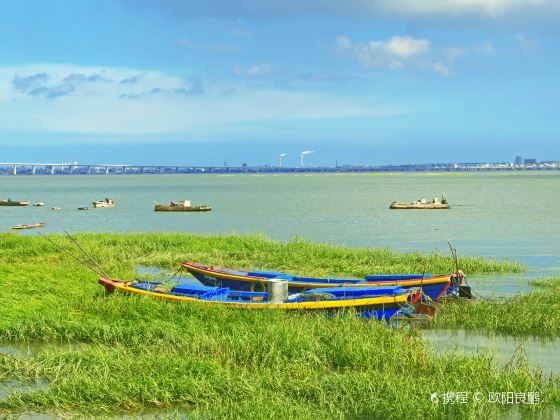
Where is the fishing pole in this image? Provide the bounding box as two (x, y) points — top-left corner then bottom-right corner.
(37, 231), (104, 277)
(64, 229), (111, 279)
(447, 239), (459, 274)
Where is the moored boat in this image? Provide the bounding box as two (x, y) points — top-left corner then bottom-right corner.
(12, 222), (46, 230)
(92, 198), (115, 208)
(98, 277), (419, 320)
(155, 200), (211, 212)
(390, 196), (449, 209)
(182, 262), (462, 301)
(0, 199), (31, 206)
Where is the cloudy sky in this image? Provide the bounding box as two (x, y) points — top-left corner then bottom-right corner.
(0, 0), (558, 165)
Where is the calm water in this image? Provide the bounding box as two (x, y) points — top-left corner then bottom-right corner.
(423, 329), (560, 375)
(1, 172), (559, 270)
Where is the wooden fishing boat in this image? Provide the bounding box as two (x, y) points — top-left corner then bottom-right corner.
(0, 199), (30, 206)
(92, 198), (115, 208)
(390, 196), (449, 209)
(12, 222), (46, 230)
(155, 200), (211, 212)
(98, 277), (419, 320)
(182, 262), (461, 302)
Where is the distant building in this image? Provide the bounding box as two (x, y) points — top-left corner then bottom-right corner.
(515, 156), (523, 164)
(524, 158), (537, 164)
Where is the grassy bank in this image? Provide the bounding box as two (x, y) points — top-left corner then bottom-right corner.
(0, 232), (524, 278)
(1, 233), (553, 418)
(434, 278), (560, 336)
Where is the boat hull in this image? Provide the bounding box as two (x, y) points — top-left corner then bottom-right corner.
(0, 200), (30, 206)
(155, 205), (211, 212)
(390, 202), (449, 209)
(98, 277), (409, 320)
(182, 262), (453, 301)
(12, 222), (46, 230)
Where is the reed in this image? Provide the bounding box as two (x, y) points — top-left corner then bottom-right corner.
(0, 232), (525, 278)
(434, 277), (560, 336)
(0, 233), (550, 418)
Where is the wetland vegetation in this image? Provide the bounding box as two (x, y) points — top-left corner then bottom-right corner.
(1, 232), (557, 418)
(434, 278), (560, 336)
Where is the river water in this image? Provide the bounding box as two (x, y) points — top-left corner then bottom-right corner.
(2, 172), (559, 373)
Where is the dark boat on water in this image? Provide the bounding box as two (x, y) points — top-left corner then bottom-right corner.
(182, 262), (463, 302)
(155, 200), (211, 212)
(0, 199), (31, 206)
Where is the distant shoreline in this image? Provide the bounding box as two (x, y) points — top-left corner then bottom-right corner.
(1, 166), (559, 176)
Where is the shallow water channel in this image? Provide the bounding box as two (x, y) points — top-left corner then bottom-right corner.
(422, 329), (560, 375)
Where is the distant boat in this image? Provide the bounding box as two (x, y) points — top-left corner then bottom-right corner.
(52, 207), (62, 211)
(390, 195), (449, 209)
(92, 198), (115, 208)
(12, 222), (46, 230)
(154, 200), (211, 212)
(0, 199), (31, 206)
(78, 207), (90, 211)
(33, 202), (45, 207)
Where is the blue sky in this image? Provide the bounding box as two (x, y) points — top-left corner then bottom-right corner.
(0, 0), (558, 166)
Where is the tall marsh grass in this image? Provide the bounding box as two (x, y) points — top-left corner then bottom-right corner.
(435, 278), (560, 336)
(0, 233), (552, 418)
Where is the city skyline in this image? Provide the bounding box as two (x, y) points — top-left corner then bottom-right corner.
(0, 1), (558, 165)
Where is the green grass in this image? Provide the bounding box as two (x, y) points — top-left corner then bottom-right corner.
(0, 232), (554, 419)
(434, 278), (560, 336)
(0, 231), (524, 278)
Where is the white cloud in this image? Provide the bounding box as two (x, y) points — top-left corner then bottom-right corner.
(379, 0), (556, 18)
(423, 61), (451, 76)
(129, 0), (560, 21)
(339, 35), (431, 70)
(0, 64), (401, 138)
(338, 35), (455, 76)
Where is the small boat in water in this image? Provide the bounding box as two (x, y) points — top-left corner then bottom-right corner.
(52, 207), (61, 211)
(98, 277), (420, 320)
(0, 199), (31, 206)
(390, 195), (449, 209)
(92, 198), (115, 208)
(33, 202), (45, 207)
(78, 207), (90, 211)
(12, 222), (46, 230)
(155, 200), (211, 212)
(182, 262), (463, 302)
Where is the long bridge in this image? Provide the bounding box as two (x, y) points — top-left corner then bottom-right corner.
(0, 162), (248, 175)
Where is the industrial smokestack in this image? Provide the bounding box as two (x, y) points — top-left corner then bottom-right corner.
(300, 150), (314, 167)
(279, 153), (287, 167)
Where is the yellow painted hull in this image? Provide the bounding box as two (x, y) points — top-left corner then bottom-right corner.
(99, 278), (409, 310)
